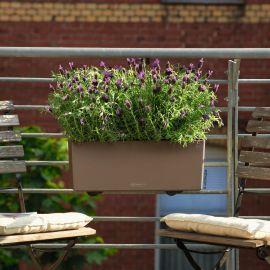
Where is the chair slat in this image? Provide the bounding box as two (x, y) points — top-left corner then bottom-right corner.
(246, 120), (270, 133)
(252, 108), (270, 119)
(158, 229), (265, 248)
(0, 101), (14, 111)
(0, 227), (96, 246)
(0, 115), (19, 127)
(0, 146), (24, 158)
(241, 137), (270, 149)
(0, 161), (26, 174)
(237, 165), (270, 180)
(239, 151), (270, 166)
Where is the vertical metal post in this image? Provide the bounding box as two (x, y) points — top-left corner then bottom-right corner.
(226, 60), (235, 270)
(233, 59), (241, 270)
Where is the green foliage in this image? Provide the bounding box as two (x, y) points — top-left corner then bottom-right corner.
(0, 126), (116, 270)
(48, 59), (222, 146)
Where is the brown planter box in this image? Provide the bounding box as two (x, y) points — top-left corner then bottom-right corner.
(69, 141), (205, 192)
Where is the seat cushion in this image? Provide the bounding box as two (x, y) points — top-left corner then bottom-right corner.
(161, 213), (270, 241)
(0, 212), (92, 235)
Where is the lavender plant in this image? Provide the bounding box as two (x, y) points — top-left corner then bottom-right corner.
(48, 58), (222, 145)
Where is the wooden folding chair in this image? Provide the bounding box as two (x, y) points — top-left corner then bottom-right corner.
(0, 101), (95, 270)
(159, 107), (270, 270)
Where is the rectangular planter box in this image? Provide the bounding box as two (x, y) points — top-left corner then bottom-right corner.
(69, 141), (205, 192)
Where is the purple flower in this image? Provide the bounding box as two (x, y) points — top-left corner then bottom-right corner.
(69, 62), (74, 69)
(49, 84), (54, 90)
(194, 76), (199, 81)
(94, 88), (99, 95)
(153, 85), (161, 94)
(186, 69), (191, 75)
(182, 75), (189, 84)
(124, 99), (132, 109)
(164, 79), (170, 84)
(92, 79), (98, 87)
(188, 63), (194, 70)
(153, 74), (158, 83)
(213, 84), (219, 93)
(116, 79), (122, 89)
(171, 76), (177, 84)
(101, 94), (109, 102)
(83, 64), (87, 69)
(195, 70), (202, 79)
(198, 58), (204, 69)
(116, 107), (123, 117)
(77, 85), (83, 93)
(165, 67), (173, 76)
(104, 85), (109, 93)
(80, 118), (85, 125)
(62, 94), (69, 101)
(202, 114), (210, 121)
(88, 87), (93, 94)
(100, 61), (106, 68)
(68, 83), (73, 89)
(65, 70), (70, 78)
(152, 59), (160, 69)
(138, 71), (145, 82)
(103, 70), (112, 79)
(207, 69), (213, 78)
(127, 58), (132, 65)
(198, 85), (206, 92)
(210, 98), (215, 107)
(179, 110), (187, 119)
(135, 63), (143, 73)
(58, 65), (64, 73)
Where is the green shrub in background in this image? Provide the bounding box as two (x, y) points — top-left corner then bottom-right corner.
(0, 126), (116, 270)
(49, 58), (222, 145)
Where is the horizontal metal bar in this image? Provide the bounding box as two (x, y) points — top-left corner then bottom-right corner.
(8, 243), (226, 250)
(245, 188), (270, 194)
(15, 105), (228, 112)
(25, 161), (68, 166)
(0, 188), (227, 194)
(238, 79), (270, 84)
(21, 133), (226, 140)
(24, 160), (226, 167)
(21, 133), (64, 138)
(2, 77), (270, 84)
(1, 47), (270, 58)
(239, 107), (270, 112)
(239, 216), (270, 220)
(0, 77), (227, 84)
(238, 134), (270, 138)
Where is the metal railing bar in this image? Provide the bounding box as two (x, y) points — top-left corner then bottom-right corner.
(239, 216), (270, 220)
(6, 243), (226, 251)
(14, 105), (228, 112)
(0, 188), (227, 194)
(21, 133), (227, 139)
(2, 47), (270, 58)
(21, 133), (64, 138)
(2, 77), (270, 84)
(238, 133), (270, 138)
(0, 77), (227, 84)
(24, 160), (227, 167)
(245, 188), (270, 193)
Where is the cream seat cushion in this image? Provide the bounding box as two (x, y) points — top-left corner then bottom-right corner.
(162, 213), (270, 241)
(0, 212), (92, 235)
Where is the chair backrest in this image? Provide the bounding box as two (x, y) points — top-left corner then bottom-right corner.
(237, 108), (270, 181)
(0, 101), (26, 174)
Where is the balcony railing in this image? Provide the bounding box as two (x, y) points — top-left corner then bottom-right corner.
(1, 47), (270, 270)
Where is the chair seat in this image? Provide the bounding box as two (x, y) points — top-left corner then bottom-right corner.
(0, 227), (96, 246)
(158, 229), (266, 249)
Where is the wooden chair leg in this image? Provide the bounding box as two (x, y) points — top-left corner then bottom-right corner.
(28, 239), (76, 270)
(175, 239), (230, 270)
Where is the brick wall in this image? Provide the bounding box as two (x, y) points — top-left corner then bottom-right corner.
(0, 1), (270, 270)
